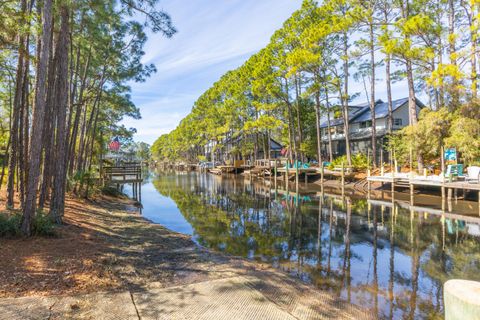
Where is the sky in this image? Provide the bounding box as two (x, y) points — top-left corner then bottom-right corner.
(123, 0), (414, 145)
(122, 0), (303, 144)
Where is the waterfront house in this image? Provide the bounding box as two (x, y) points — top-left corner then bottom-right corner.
(319, 97), (425, 159)
(205, 134), (283, 163)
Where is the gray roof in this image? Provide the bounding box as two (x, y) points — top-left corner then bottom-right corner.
(270, 139), (282, 150)
(319, 105), (368, 128)
(352, 98), (409, 123)
(319, 97), (423, 128)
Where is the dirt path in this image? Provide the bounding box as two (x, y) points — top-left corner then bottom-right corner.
(0, 194), (368, 319)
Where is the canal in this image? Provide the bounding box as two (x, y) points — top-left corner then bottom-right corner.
(130, 170), (480, 319)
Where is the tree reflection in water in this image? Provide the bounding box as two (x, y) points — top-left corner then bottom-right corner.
(149, 171), (480, 319)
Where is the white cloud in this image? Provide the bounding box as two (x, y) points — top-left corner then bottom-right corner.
(123, 0), (303, 144)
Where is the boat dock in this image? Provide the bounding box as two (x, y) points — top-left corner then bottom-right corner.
(102, 163), (143, 202)
(367, 171), (480, 212)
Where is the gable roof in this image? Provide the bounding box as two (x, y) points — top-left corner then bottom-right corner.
(319, 97), (424, 128)
(269, 138), (283, 150)
(352, 98), (409, 123)
(319, 105), (368, 129)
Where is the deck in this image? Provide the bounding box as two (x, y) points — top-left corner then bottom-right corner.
(102, 164), (143, 201)
(103, 165), (143, 184)
(367, 174), (480, 191)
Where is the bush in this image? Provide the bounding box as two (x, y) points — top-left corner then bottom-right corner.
(101, 186), (126, 197)
(0, 211), (57, 237)
(0, 213), (22, 237)
(32, 211), (56, 237)
(328, 154), (369, 170)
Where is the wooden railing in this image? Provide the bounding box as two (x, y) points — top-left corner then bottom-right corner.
(102, 165), (142, 183)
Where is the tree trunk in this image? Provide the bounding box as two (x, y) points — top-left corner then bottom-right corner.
(50, 5), (70, 223)
(295, 75), (303, 161)
(22, 0), (53, 235)
(470, 7), (478, 98)
(406, 59), (423, 171)
(314, 93), (323, 165)
(68, 50), (91, 175)
(343, 32), (352, 166)
(325, 88), (333, 162)
(448, 0), (459, 108)
(369, 23), (377, 168)
(386, 54), (393, 133)
(6, 0), (28, 209)
(38, 28), (57, 210)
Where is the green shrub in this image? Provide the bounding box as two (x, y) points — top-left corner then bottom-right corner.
(101, 186), (125, 197)
(328, 154), (369, 170)
(0, 213), (22, 237)
(0, 211), (57, 237)
(32, 211), (56, 237)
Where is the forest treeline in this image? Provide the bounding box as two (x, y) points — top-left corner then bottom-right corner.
(151, 0), (480, 169)
(0, 0), (174, 235)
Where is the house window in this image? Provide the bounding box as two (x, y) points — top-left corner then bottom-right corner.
(393, 118), (402, 126)
(360, 120), (372, 128)
(336, 127), (344, 134)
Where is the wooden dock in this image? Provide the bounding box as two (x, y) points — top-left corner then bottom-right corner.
(102, 164), (143, 202)
(367, 173), (480, 211)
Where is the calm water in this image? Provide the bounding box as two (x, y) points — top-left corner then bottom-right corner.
(132, 171), (480, 319)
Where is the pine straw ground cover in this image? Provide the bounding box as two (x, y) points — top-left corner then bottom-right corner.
(0, 190), (258, 298)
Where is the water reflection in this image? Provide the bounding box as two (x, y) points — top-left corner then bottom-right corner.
(144, 171), (480, 319)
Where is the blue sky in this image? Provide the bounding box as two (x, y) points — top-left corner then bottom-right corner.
(123, 0), (414, 145)
(122, 0), (303, 144)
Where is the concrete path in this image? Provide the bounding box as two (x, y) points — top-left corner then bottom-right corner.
(0, 276), (368, 320)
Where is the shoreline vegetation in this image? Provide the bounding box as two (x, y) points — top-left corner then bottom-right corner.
(151, 0), (480, 175)
(0, 0), (175, 236)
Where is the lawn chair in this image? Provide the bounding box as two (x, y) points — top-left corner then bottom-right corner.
(466, 166), (480, 184)
(444, 164), (464, 181)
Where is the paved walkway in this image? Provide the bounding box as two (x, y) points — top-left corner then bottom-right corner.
(0, 276), (368, 320)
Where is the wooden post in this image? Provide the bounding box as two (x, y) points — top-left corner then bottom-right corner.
(285, 160), (289, 186)
(409, 146), (413, 176)
(442, 185), (446, 204)
(367, 149), (370, 173)
(274, 160), (277, 190)
(139, 183), (142, 203)
(295, 160), (299, 191)
(321, 163), (324, 185)
(380, 143), (384, 168)
(392, 154), (396, 194)
(367, 168), (371, 199)
(410, 183), (414, 206)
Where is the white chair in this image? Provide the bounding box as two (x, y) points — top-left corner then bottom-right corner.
(466, 166), (480, 183)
